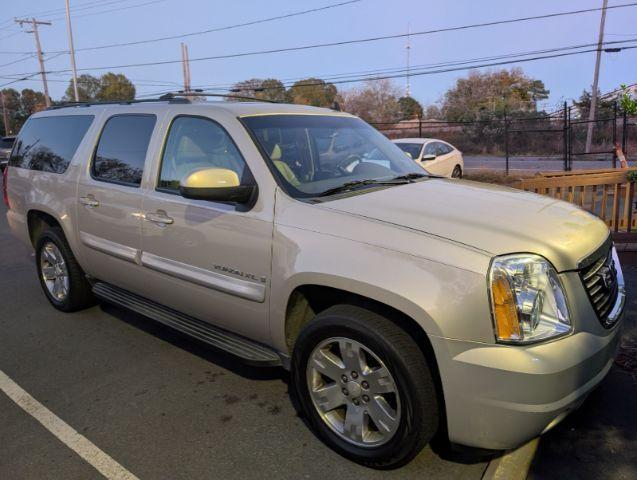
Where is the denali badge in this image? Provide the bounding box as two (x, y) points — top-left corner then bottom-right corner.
(213, 265), (267, 284)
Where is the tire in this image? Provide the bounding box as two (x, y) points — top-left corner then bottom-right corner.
(292, 305), (439, 469)
(35, 226), (95, 312)
(451, 165), (462, 178)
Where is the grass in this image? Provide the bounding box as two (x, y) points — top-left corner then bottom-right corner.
(464, 169), (536, 187)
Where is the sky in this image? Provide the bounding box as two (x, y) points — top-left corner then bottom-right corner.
(0, 0), (636, 111)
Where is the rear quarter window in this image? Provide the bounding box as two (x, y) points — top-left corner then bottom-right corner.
(9, 115), (94, 174)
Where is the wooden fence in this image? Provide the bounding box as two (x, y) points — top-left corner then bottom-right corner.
(514, 168), (637, 242)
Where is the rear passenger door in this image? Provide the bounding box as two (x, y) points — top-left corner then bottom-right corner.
(139, 115), (273, 342)
(76, 113), (158, 291)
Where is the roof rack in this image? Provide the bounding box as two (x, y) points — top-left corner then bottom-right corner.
(161, 91), (279, 103)
(47, 97), (189, 110)
(47, 91), (279, 110)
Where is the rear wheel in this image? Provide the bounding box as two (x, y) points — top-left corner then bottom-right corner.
(292, 305), (439, 469)
(451, 165), (462, 178)
(35, 227), (95, 312)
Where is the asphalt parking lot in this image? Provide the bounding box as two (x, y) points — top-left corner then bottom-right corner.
(0, 203), (488, 479)
(1, 199), (636, 480)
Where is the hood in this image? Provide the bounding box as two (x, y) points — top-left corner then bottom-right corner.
(321, 179), (609, 272)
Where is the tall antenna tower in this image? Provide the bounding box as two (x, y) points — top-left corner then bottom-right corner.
(405, 23), (411, 97)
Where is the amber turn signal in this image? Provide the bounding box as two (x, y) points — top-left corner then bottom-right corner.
(491, 273), (522, 341)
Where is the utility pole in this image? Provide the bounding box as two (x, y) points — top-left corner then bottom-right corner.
(585, 0), (608, 154)
(15, 18), (52, 108)
(405, 24), (411, 98)
(181, 43), (191, 93)
(1, 91), (10, 135)
(65, 0), (79, 102)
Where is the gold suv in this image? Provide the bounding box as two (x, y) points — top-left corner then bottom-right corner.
(4, 99), (625, 468)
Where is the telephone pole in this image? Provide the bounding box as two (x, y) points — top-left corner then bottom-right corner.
(1, 91), (10, 135)
(15, 18), (52, 108)
(585, 0), (608, 154)
(65, 0), (80, 102)
(405, 24), (411, 98)
(181, 43), (191, 93)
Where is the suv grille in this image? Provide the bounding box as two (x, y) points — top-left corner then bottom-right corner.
(579, 245), (619, 327)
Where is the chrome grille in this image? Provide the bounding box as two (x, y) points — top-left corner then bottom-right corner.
(579, 245), (620, 327)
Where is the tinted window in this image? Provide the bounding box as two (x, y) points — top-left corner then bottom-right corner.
(158, 116), (247, 191)
(423, 142), (436, 156)
(92, 115), (156, 186)
(242, 115), (425, 198)
(0, 137), (14, 149)
(9, 116), (93, 173)
(395, 142), (423, 159)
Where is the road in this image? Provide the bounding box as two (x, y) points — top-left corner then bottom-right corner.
(464, 155), (636, 173)
(0, 203), (487, 479)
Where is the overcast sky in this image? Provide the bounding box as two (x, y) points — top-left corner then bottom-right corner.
(1, 0), (635, 110)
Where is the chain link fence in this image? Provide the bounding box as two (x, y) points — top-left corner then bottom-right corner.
(370, 104), (637, 174)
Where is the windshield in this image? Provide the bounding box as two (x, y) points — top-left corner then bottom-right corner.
(242, 115), (427, 198)
(395, 142), (423, 159)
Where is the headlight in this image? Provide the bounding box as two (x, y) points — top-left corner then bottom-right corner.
(488, 254), (571, 344)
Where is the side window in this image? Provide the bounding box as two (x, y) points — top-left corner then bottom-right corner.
(423, 142), (436, 156)
(440, 143), (453, 154)
(9, 115), (94, 174)
(158, 116), (247, 192)
(92, 115), (156, 186)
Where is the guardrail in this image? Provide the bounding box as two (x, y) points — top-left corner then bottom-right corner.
(515, 168), (637, 241)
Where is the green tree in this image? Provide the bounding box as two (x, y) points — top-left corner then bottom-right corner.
(441, 68), (549, 121)
(288, 77), (337, 107)
(227, 78), (288, 102)
(619, 84), (637, 115)
(20, 89), (47, 116)
(397, 96), (423, 120)
(96, 72), (135, 101)
(63, 74), (101, 101)
(572, 89), (616, 119)
(259, 78), (288, 103)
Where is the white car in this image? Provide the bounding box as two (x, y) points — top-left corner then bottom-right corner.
(393, 138), (463, 178)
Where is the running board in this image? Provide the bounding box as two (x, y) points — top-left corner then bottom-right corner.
(92, 282), (282, 367)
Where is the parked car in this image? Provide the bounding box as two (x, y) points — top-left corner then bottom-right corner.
(393, 137), (463, 178)
(4, 99), (624, 468)
(0, 136), (15, 172)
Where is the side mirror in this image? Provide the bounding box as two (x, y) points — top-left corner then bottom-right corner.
(403, 151), (413, 159)
(422, 154), (436, 161)
(179, 168), (256, 204)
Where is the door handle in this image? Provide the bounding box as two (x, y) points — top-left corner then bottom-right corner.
(145, 211), (174, 226)
(79, 196), (99, 208)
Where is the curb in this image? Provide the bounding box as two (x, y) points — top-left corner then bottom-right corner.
(482, 438), (539, 480)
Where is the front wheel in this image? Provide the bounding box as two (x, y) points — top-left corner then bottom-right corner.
(451, 165), (462, 178)
(292, 305), (439, 469)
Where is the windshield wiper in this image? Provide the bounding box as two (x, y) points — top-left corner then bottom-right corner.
(317, 178), (408, 197)
(390, 172), (432, 182)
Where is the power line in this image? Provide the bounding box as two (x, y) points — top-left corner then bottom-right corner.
(5, 0), (637, 59)
(0, 0), (139, 28)
(135, 43), (637, 98)
(10, 0), (361, 55)
(186, 38), (637, 91)
(25, 2), (637, 74)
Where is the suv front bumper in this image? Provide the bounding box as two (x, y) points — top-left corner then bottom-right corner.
(430, 301), (624, 450)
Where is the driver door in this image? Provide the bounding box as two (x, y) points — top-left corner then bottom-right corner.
(139, 114), (273, 343)
(421, 141), (448, 176)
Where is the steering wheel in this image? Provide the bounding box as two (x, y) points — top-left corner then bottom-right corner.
(336, 154), (362, 175)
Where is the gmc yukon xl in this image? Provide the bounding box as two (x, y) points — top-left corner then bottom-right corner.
(3, 98), (625, 468)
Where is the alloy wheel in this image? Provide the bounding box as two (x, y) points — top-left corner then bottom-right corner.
(40, 242), (70, 302)
(306, 337), (401, 447)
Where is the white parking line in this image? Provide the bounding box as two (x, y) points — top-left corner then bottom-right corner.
(0, 369), (139, 480)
